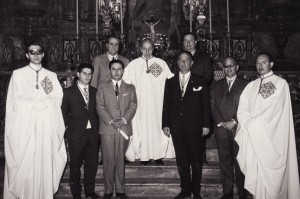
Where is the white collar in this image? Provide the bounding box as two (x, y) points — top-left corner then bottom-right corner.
(77, 82), (89, 90)
(260, 70), (273, 79)
(107, 53), (118, 60)
(29, 63), (42, 70)
(190, 50), (196, 56)
(226, 75), (237, 82)
(179, 71), (191, 78)
(111, 79), (122, 87)
(141, 55), (153, 61)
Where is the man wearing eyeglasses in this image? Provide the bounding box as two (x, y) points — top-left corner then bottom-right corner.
(123, 39), (175, 165)
(211, 56), (248, 199)
(4, 42), (67, 199)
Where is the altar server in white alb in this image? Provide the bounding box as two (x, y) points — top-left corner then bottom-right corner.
(235, 52), (300, 199)
(4, 42), (67, 199)
(123, 39), (175, 165)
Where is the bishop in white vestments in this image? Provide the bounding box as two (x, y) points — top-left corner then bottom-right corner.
(123, 39), (175, 163)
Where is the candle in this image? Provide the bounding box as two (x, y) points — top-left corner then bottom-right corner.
(209, 0), (212, 57)
(120, 0), (123, 34)
(189, 0), (193, 32)
(96, 0), (99, 37)
(226, 0), (230, 33)
(76, 0), (79, 35)
(209, 0), (212, 34)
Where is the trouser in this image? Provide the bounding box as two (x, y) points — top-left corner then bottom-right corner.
(100, 132), (129, 194)
(172, 129), (203, 196)
(215, 128), (247, 197)
(67, 129), (99, 196)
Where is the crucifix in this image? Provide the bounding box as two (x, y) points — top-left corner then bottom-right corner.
(143, 14), (161, 41)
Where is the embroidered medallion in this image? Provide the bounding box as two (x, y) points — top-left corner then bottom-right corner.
(149, 62), (163, 77)
(259, 81), (276, 99)
(41, 76), (53, 94)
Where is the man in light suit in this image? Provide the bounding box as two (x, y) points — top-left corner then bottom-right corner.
(61, 63), (100, 199)
(211, 57), (248, 199)
(162, 51), (211, 199)
(96, 60), (137, 199)
(91, 36), (129, 88)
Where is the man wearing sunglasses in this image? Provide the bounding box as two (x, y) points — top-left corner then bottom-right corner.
(211, 57), (248, 199)
(4, 42), (67, 199)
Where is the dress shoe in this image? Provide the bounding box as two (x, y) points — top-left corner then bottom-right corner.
(155, 159), (164, 165)
(85, 192), (101, 199)
(116, 192), (129, 199)
(221, 193), (233, 199)
(73, 195), (82, 199)
(174, 192), (191, 199)
(102, 193), (113, 199)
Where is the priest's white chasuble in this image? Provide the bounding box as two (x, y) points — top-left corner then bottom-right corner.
(235, 72), (300, 199)
(4, 66), (67, 199)
(123, 56), (175, 161)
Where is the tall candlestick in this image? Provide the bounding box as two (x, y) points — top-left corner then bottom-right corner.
(120, 0), (123, 34)
(226, 0), (230, 33)
(189, 0), (193, 32)
(96, 0), (99, 37)
(209, 0), (213, 57)
(76, 0), (79, 35)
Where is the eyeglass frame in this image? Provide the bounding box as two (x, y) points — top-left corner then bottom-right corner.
(28, 50), (44, 55)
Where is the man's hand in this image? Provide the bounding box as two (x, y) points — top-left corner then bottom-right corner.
(223, 120), (236, 131)
(111, 119), (125, 130)
(163, 127), (171, 138)
(202, 127), (210, 136)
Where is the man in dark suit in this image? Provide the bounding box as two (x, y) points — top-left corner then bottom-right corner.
(162, 51), (211, 199)
(172, 32), (213, 165)
(61, 63), (100, 199)
(211, 57), (248, 199)
(97, 60), (137, 199)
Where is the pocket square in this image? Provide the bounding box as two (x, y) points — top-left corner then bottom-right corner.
(123, 93), (128, 96)
(193, 86), (202, 91)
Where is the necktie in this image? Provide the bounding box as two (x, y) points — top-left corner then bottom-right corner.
(83, 87), (88, 100)
(112, 56), (115, 60)
(181, 75), (185, 96)
(115, 82), (119, 96)
(228, 79), (233, 91)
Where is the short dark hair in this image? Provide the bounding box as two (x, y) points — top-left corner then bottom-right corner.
(177, 51), (193, 61)
(182, 32), (197, 41)
(109, 59), (125, 70)
(106, 36), (120, 44)
(223, 56), (238, 65)
(256, 52), (273, 63)
(26, 42), (44, 53)
(77, 62), (94, 73)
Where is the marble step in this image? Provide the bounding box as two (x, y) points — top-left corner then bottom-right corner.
(55, 177), (227, 198)
(63, 161), (221, 179)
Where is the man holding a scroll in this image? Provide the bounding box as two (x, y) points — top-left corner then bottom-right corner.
(96, 60), (137, 199)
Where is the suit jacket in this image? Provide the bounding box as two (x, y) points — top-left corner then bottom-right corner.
(91, 53), (129, 88)
(162, 73), (211, 135)
(211, 76), (248, 126)
(96, 79), (137, 136)
(172, 50), (213, 83)
(61, 84), (99, 140)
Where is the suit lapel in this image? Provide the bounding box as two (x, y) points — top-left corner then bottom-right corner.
(118, 80), (126, 102)
(174, 74), (182, 97)
(75, 84), (87, 108)
(183, 74), (194, 98)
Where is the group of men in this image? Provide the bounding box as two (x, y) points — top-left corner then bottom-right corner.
(3, 31), (300, 199)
